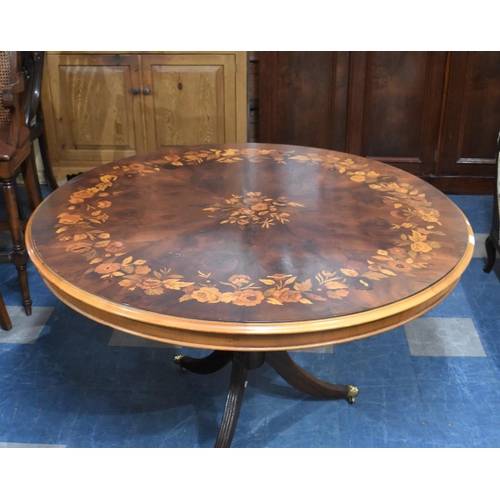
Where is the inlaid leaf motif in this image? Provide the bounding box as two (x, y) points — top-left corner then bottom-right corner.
(340, 268), (358, 277)
(324, 281), (349, 290)
(267, 298), (283, 306)
(259, 279), (276, 286)
(380, 269), (397, 276)
(294, 279), (312, 292)
(362, 271), (389, 281)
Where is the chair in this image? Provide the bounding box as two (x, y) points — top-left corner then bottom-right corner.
(484, 130), (500, 273)
(21, 51), (58, 190)
(0, 290), (12, 330)
(0, 51), (43, 316)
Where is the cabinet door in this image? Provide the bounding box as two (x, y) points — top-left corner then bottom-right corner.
(43, 54), (144, 166)
(438, 52), (500, 183)
(346, 52), (447, 177)
(141, 54), (246, 150)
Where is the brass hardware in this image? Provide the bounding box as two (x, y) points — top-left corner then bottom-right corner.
(143, 88), (151, 96)
(173, 354), (185, 364)
(346, 385), (359, 404)
(174, 354), (187, 371)
(131, 87), (140, 95)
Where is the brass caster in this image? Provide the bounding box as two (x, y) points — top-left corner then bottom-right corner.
(346, 385), (359, 404)
(174, 354), (187, 371)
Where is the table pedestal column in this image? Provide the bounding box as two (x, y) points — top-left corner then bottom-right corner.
(174, 350), (359, 448)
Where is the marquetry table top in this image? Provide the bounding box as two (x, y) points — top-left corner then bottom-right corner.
(26, 144), (474, 350)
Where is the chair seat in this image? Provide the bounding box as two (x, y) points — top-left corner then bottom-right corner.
(0, 125), (30, 161)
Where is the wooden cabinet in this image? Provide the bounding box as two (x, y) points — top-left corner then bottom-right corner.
(258, 51), (500, 194)
(42, 52), (247, 181)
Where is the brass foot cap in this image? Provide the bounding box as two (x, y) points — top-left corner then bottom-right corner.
(347, 385), (359, 404)
(173, 354), (185, 365)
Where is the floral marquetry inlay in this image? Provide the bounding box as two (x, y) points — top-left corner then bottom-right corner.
(52, 148), (448, 308)
(204, 192), (304, 229)
(35, 143), (470, 322)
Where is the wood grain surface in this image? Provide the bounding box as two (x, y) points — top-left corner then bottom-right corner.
(26, 144), (474, 349)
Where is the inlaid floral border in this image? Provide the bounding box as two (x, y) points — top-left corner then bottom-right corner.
(53, 148), (446, 307)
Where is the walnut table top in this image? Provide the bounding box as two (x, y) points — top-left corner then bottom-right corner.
(26, 144), (474, 350)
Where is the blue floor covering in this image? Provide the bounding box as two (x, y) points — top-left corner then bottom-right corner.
(1, 193), (500, 449)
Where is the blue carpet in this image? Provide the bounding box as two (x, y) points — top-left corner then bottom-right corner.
(1, 193), (499, 448)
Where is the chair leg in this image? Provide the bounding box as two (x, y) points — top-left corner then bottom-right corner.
(37, 114), (58, 190)
(2, 178), (32, 316)
(484, 235), (497, 273)
(0, 292), (12, 331)
(14, 181), (27, 222)
(21, 149), (43, 212)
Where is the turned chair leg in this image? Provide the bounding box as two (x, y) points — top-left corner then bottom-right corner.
(484, 236), (497, 273)
(2, 178), (32, 315)
(0, 292), (12, 331)
(22, 150), (43, 211)
(37, 119), (58, 190)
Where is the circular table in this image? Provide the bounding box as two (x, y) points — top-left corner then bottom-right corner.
(26, 144), (474, 447)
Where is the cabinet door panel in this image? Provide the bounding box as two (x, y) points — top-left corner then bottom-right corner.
(438, 51), (500, 178)
(44, 54), (144, 164)
(347, 52), (446, 176)
(142, 54), (239, 150)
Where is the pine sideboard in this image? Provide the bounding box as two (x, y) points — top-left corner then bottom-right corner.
(41, 52), (248, 182)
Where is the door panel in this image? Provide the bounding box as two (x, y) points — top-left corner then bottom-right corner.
(142, 54), (237, 150)
(346, 52), (447, 176)
(438, 51), (500, 178)
(258, 51), (350, 151)
(44, 54), (144, 163)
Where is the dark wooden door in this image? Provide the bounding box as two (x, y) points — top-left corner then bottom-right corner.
(346, 51), (447, 178)
(257, 51), (500, 194)
(436, 51), (500, 193)
(258, 51), (446, 178)
(258, 51), (350, 151)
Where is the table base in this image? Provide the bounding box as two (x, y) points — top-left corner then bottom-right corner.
(174, 350), (359, 448)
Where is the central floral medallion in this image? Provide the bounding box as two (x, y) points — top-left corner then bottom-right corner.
(203, 191), (305, 229)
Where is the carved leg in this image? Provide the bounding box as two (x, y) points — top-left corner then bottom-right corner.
(174, 350), (232, 374)
(22, 151), (43, 211)
(174, 350), (357, 446)
(2, 179), (32, 315)
(484, 236), (497, 273)
(265, 351), (359, 403)
(0, 292), (12, 331)
(214, 352), (249, 448)
(37, 123), (59, 191)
